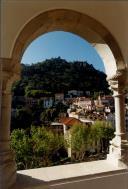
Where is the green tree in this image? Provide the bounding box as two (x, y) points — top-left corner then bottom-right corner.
(90, 121), (114, 153)
(40, 108), (57, 124)
(69, 121), (114, 162)
(11, 126), (66, 169)
(70, 124), (90, 161)
(12, 58), (110, 96)
(31, 126), (65, 167)
(11, 129), (33, 170)
(11, 108), (32, 130)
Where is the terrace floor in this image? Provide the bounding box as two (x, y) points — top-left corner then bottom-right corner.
(13, 159), (128, 189)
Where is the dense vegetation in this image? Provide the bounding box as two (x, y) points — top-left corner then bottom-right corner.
(12, 57), (110, 97)
(11, 121), (114, 170)
(11, 126), (66, 170)
(70, 121), (114, 161)
(11, 102), (68, 130)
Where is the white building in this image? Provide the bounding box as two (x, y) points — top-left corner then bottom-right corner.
(68, 90), (83, 97)
(26, 97), (38, 106)
(74, 97), (95, 111)
(43, 97), (54, 108)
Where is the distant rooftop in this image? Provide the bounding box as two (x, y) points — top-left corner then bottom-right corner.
(59, 117), (82, 127)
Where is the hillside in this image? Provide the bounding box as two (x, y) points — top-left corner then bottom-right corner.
(12, 57), (110, 97)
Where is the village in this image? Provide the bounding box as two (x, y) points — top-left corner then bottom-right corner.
(12, 89), (128, 134)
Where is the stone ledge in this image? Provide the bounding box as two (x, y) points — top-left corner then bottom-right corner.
(13, 160), (128, 189)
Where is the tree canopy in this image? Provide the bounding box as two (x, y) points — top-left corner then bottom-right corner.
(12, 57), (110, 96)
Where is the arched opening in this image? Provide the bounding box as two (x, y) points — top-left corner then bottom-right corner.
(11, 30), (114, 170)
(10, 8), (128, 163)
(21, 31), (105, 72)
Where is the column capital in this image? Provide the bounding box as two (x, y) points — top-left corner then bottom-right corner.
(107, 69), (127, 93)
(0, 57), (21, 74)
(0, 58), (21, 93)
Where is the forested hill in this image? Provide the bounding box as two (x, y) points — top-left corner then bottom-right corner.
(12, 57), (110, 96)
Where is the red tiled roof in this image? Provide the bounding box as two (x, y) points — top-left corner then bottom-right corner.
(59, 117), (82, 127)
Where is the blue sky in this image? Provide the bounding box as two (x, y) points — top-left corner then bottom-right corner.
(21, 31), (105, 72)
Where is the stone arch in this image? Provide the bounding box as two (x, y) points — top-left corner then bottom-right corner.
(11, 9), (125, 76)
(10, 9), (128, 168)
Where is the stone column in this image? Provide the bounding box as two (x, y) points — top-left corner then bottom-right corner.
(0, 93), (17, 189)
(107, 70), (128, 168)
(0, 58), (20, 189)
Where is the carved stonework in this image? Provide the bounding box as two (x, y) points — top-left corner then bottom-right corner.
(0, 57), (18, 188)
(0, 58), (20, 94)
(106, 69), (128, 167)
(0, 151), (17, 189)
(107, 69), (127, 93)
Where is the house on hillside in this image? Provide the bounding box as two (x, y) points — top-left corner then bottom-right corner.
(55, 93), (64, 103)
(26, 97), (38, 106)
(42, 97), (54, 108)
(59, 117), (85, 157)
(50, 122), (64, 134)
(101, 95), (114, 107)
(25, 96), (54, 108)
(59, 117), (83, 130)
(94, 95), (105, 112)
(51, 117), (84, 136)
(68, 90), (83, 97)
(73, 97), (95, 111)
